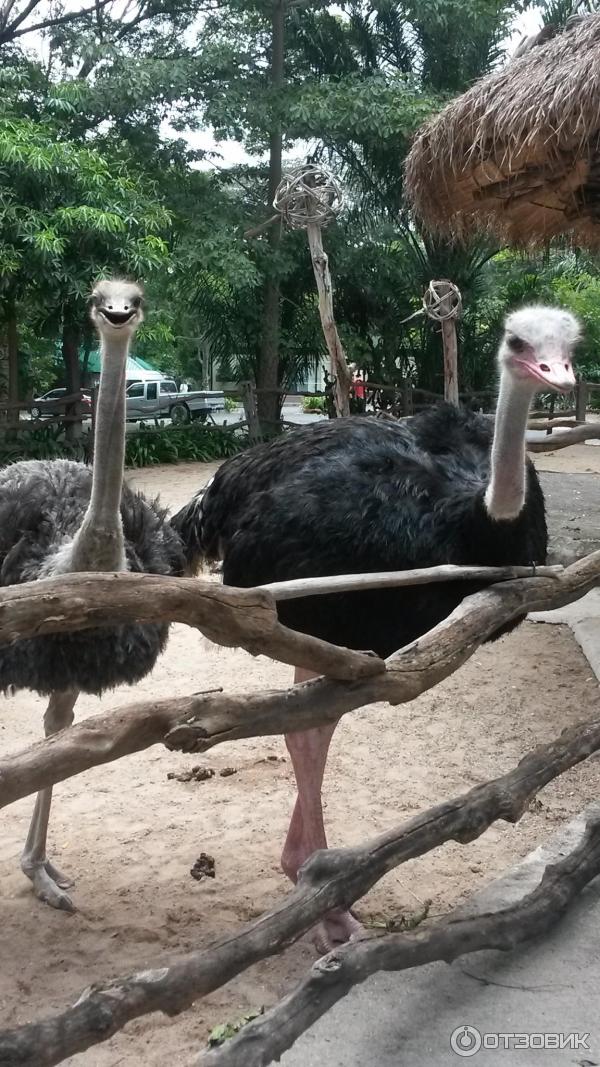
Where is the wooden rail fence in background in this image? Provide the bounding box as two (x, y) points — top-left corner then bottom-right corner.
(2, 379), (597, 447)
(0, 391), (90, 433)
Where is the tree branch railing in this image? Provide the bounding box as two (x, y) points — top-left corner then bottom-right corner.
(0, 564), (564, 681)
(195, 809), (600, 1067)
(526, 423), (600, 451)
(3, 700), (600, 1067)
(0, 552), (597, 814)
(1, 551), (600, 1065)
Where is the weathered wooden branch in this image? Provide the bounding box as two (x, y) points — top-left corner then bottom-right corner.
(0, 552), (598, 815)
(527, 423), (600, 451)
(259, 563), (562, 601)
(196, 813), (600, 1067)
(436, 280), (460, 407)
(306, 223), (352, 417)
(0, 572), (383, 682)
(3, 705), (600, 1067)
(528, 418), (584, 431)
(243, 213), (280, 239)
(530, 407), (580, 419)
(0, 565), (564, 683)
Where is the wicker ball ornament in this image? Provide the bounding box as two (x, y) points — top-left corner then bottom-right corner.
(423, 280), (462, 322)
(273, 165), (344, 229)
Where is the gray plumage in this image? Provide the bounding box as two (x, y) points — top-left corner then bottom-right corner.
(0, 458), (185, 696)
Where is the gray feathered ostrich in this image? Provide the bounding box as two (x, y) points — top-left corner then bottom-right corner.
(0, 279), (185, 910)
(172, 305), (579, 949)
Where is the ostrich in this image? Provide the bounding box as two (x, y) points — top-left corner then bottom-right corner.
(0, 279), (185, 910)
(172, 305), (579, 948)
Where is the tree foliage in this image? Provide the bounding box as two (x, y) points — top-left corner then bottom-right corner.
(2, 0), (600, 422)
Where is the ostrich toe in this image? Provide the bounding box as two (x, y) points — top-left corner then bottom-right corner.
(21, 858), (75, 912)
(313, 908), (362, 953)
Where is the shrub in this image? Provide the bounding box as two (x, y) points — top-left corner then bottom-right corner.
(302, 395), (325, 413)
(224, 396), (238, 412)
(0, 423), (250, 469)
(124, 422), (250, 467)
(0, 425), (87, 466)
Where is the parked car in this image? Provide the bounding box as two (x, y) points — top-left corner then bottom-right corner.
(125, 379), (225, 423)
(30, 388), (92, 419)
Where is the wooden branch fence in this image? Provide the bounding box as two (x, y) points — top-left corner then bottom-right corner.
(1, 549), (600, 1066)
(4, 379), (597, 450)
(220, 378), (600, 448)
(0, 391), (91, 434)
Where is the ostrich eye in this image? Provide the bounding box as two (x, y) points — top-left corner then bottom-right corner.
(507, 335), (526, 353)
(131, 296), (142, 309)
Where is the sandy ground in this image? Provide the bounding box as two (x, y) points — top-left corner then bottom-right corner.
(1, 446), (600, 1065)
(535, 440), (600, 474)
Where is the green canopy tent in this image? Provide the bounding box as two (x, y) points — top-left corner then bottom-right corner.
(81, 349), (163, 385)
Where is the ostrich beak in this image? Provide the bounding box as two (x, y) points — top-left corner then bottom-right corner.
(514, 353), (576, 393)
(98, 306), (137, 328)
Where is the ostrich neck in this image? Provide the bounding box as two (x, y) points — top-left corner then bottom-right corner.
(484, 371), (535, 522)
(68, 333), (128, 572)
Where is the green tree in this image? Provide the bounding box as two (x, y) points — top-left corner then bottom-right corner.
(0, 69), (170, 419)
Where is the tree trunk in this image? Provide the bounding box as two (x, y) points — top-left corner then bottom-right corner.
(201, 341), (212, 390)
(81, 335), (92, 385)
(0, 325), (8, 427)
(6, 299), (19, 407)
(256, 0), (285, 432)
(62, 318), (81, 443)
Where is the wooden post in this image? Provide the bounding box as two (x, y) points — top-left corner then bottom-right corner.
(306, 223), (352, 418)
(273, 167), (351, 418)
(546, 392), (555, 435)
(432, 280), (459, 407)
(89, 383), (99, 461)
(576, 378), (588, 423)
(402, 377), (412, 416)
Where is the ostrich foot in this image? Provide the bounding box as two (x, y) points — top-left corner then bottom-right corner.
(282, 851), (363, 950)
(21, 858), (75, 912)
(314, 908), (363, 954)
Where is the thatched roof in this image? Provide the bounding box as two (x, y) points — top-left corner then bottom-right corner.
(404, 14), (600, 246)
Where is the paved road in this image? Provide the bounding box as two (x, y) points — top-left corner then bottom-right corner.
(22, 402), (326, 432)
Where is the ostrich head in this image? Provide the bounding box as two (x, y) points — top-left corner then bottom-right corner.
(499, 306), (580, 393)
(89, 278), (144, 338)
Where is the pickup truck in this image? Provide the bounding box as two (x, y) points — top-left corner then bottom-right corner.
(125, 379), (225, 424)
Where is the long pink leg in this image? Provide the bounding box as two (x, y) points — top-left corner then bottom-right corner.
(282, 667), (362, 951)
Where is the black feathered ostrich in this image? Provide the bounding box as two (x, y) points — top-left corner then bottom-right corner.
(173, 305), (579, 949)
(0, 279), (185, 910)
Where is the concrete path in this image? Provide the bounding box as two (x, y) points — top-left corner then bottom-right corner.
(282, 806), (600, 1066)
(527, 470), (600, 681)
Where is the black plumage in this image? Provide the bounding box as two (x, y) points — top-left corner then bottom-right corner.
(0, 458), (186, 695)
(173, 406), (547, 657)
